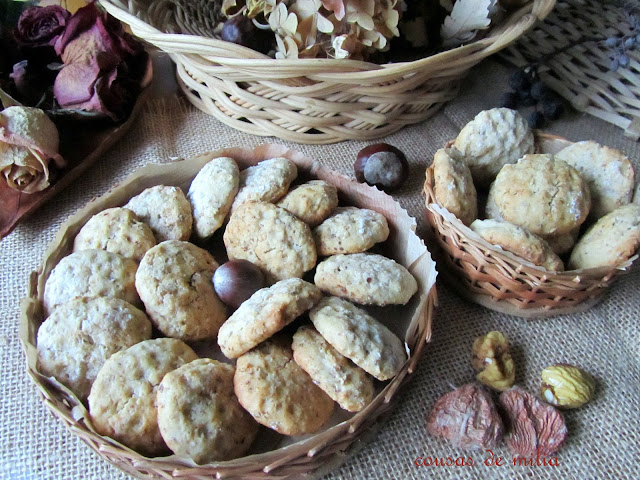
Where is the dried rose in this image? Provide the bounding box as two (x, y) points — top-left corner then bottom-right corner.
(9, 59), (59, 106)
(0, 106), (65, 193)
(14, 5), (71, 48)
(52, 3), (148, 120)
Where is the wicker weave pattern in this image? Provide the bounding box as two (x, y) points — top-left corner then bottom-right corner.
(422, 133), (638, 318)
(501, 0), (640, 140)
(98, 0), (555, 144)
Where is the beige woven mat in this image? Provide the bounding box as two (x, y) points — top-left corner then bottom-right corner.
(1, 57), (639, 479)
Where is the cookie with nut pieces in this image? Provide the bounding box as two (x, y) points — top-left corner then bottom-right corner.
(37, 296), (152, 400)
(292, 325), (374, 412)
(230, 157), (297, 213)
(73, 207), (156, 262)
(217, 278), (323, 359)
(187, 156), (239, 239)
(224, 201), (317, 283)
(309, 296), (406, 381)
(234, 336), (335, 436)
(276, 179), (338, 226)
(314, 253), (417, 306)
(43, 249), (140, 314)
(135, 240), (227, 341)
(313, 207), (389, 256)
(88, 338), (198, 456)
(125, 185), (193, 242)
(432, 146), (478, 226)
(157, 359), (258, 464)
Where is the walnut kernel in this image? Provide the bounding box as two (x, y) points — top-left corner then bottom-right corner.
(541, 364), (596, 409)
(499, 387), (567, 457)
(426, 383), (503, 450)
(471, 331), (515, 391)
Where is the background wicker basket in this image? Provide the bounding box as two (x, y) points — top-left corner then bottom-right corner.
(422, 132), (638, 318)
(98, 0), (555, 144)
(20, 144), (437, 480)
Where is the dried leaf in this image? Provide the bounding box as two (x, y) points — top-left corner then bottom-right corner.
(322, 0), (346, 20)
(441, 0), (494, 47)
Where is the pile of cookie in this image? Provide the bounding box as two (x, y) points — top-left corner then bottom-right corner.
(36, 155), (418, 463)
(430, 108), (640, 272)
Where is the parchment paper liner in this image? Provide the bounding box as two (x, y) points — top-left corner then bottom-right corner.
(20, 143), (438, 479)
(423, 132), (638, 318)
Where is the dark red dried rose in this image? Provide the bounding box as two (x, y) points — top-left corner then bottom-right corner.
(14, 5), (71, 48)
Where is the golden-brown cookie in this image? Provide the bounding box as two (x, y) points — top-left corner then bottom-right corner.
(37, 297), (152, 400)
(555, 140), (635, 219)
(223, 202), (317, 283)
(312, 207), (389, 256)
(453, 108), (534, 186)
(314, 253), (417, 306)
(88, 338), (198, 456)
(125, 185), (193, 242)
(233, 336), (334, 436)
(432, 146), (478, 225)
(217, 278), (322, 359)
(187, 156), (239, 239)
(309, 296), (406, 381)
(292, 325), (374, 412)
(43, 249), (140, 315)
(157, 359), (258, 464)
(276, 180), (338, 226)
(486, 154), (591, 236)
(470, 219), (564, 271)
(568, 204), (640, 270)
(135, 240), (227, 341)
(73, 207), (156, 262)
(230, 157), (297, 213)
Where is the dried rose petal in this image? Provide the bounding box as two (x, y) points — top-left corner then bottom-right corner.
(499, 387), (568, 457)
(14, 5), (71, 48)
(427, 383), (503, 450)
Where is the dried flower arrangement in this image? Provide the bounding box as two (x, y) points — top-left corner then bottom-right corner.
(204, 0), (524, 62)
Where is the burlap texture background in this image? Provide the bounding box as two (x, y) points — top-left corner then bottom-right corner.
(1, 58), (639, 479)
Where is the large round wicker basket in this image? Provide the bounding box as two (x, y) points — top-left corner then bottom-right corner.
(20, 144), (438, 479)
(98, 0), (555, 144)
(422, 133), (639, 318)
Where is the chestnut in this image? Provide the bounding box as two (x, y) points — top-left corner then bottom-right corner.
(220, 15), (273, 55)
(213, 259), (266, 309)
(354, 143), (409, 192)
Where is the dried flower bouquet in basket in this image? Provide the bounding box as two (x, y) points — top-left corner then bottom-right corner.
(195, 0), (526, 61)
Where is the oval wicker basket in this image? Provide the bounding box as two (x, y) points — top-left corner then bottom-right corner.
(97, 0), (555, 144)
(422, 132), (639, 318)
(20, 144), (438, 479)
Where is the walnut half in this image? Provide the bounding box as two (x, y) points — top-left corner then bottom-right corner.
(471, 331), (516, 391)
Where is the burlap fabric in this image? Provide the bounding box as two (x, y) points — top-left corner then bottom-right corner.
(1, 57), (639, 479)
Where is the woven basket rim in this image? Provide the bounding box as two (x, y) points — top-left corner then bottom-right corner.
(20, 143), (438, 479)
(422, 131), (638, 317)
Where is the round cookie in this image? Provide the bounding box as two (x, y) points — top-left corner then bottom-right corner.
(187, 156), (239, 239)
(88, 338), (198, 456)
(453, 108), (534, 186)
(125, 185), (193, 242)
(43, 249), (140, 315)
(568, 204), (640, 270)
(73, 207), (156, 262)
(217, 278), (322, 359)
(223, 202), (317, 283)
(432, 146), (478, 226)
(230, 157), (297, 213)
(312, 207), (389, 256)
(292, 325), (374, 412)
(486, 154), (591, 236)
(555, 140), (635, 219)
(135, 240), (227, 341)
(157, 359), (258, 464)
(309, 296), (406, 381)
(37, 297), (152, 400)
(234, 336), (334, 436)
(470, 219), (564, 271)
(314, 253), (417, 306)
(276, 180), (338, 226)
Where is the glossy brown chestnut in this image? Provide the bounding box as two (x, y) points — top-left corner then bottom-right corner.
(213, 259), (266, 309)
(354, 143), (409, 192)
